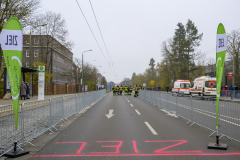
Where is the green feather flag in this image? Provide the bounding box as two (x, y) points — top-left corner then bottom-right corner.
(0, 17), (23, 130)
(216, 23), (226, 130)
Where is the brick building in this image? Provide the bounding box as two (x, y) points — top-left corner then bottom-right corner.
(205, 59), (240, 86)
(23, 35), (73, 84)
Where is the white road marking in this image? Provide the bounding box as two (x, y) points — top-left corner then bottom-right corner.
(160, 99), (240, 126)
(135, 109), (141, 115)
(125, 97), (130, 102)
(144, 122), (158, 135)
(105, 109), (114, 119)
(130, 104), (133, 107)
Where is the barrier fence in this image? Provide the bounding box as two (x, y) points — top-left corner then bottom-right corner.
(220, 90), (240, 100)
(139, 90), (240, 143)
(0, 89), (106, 157)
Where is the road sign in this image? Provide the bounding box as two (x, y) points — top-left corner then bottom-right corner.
(171, 79), (174, 83)
(150, 80), (155, 85)
(38, 66), (45, 100)
(143, 83), (146, 87)
(228, 72), (232, 79)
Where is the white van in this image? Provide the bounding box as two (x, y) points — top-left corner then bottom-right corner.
(190, 76), (216, 96)
(172, 80), (191, 94)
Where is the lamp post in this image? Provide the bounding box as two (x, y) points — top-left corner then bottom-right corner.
(29, 24), (47, 97)
(82, 50), (92, 92)
(29, 24), (47, 66)
(76, 68), (78, 93)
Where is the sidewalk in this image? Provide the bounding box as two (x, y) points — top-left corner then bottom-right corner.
(0, 94), (77, 106)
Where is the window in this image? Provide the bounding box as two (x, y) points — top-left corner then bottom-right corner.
(180, 83), (190, 88)
(26, 39), (30, 44)
(34, 38), (39, 44)
(26, 62), (30, 67)
(205, 81), (216, 88)
(34, 50), (39, 57)
(26, 50), (30, 57)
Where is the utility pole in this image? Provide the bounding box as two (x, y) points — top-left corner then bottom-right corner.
(76, 68), (78, 93)
(82, 50), (92, 92)
(232, 40), (235, 86)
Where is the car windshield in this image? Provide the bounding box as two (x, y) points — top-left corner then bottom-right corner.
(180, 83), (190, 88)
(205, 81), (216, 88)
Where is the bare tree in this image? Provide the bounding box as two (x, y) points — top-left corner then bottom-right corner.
(227, 30), (240, 86)
(27, 11), (74, 84)
(0, 0), (40, 70)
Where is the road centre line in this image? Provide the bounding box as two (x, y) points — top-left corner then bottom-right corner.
(130, 104), (133, 107)
(135, 109), (141, 115)
(144, 122), (158, 135)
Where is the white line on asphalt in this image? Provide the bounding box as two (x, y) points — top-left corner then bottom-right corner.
(161, 99), (240, 126)
(135, 109), (141, 115)
(130, 104), (133, 107)
(162, 99), (240, 121)
(144, 122), (158, 135)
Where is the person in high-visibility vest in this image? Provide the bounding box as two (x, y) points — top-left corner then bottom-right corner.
(137, 85), (141, 96)
(128, 85), (132, 95)
(124, 85), (128, 95)
(112, 86), (115, 95)
(119, 85), (123, 95)
(134, 85), (138, 97)
(116, 86), (119, 95)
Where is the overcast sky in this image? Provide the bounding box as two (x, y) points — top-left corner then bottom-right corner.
(41, 0), (240, 83)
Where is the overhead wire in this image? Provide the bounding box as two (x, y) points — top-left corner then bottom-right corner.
(75, 0), (114, 75)
(88, 0), (116, 75)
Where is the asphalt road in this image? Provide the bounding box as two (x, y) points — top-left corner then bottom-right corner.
(30, 92), (240, 160)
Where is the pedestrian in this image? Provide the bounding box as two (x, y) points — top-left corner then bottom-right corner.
(26, 82), (30, 99)
(222, 86), (226, 96)
(229, 84), (234, 100)
(234, 86), (239, 99)
(238, 85), (240, 99)
(225, 85), (229, 97)
(134, 85), (138, 97)
(166, 85), (169, 93)
(119, 85), (123, 95)
(20, 81), (27, 100)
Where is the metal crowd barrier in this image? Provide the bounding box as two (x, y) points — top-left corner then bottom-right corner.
(220, 90), (240, 100)
(139, 90), (240, 143)
(0, 89), (106, 157)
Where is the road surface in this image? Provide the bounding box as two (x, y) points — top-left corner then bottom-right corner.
(30, 92), (240, 160)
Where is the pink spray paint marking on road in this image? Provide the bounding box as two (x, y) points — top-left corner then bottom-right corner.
(132, 141), (139, 153)
(55, 142), (86, 154)
(31, 153), (240, 157)
(91, 141), (123, 154)
(29, 140), (240, 158)
(145, 140), (187, 153)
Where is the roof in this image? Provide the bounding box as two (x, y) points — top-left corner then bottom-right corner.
(4, 67), (38, 72)
(22, 67), (38, 73)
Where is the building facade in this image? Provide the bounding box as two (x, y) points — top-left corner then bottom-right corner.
(23, 35), (73, 84)
(205, 59), (240, 86)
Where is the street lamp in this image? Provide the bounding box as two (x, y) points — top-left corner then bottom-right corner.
(29, 23), (47, 66)
(82, 50), (92, 92)
(76, 68), (79, 93)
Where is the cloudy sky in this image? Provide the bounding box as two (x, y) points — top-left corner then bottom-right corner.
(41, 0), (240, 83)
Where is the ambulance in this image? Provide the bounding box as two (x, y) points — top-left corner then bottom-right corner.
(172, 80), (191, 94)
(190, 76), (216, 96)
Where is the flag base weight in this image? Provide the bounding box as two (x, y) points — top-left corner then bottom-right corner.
(208, 135), (227, 150)
(3, 142), (29, 158)
(208, 142), (227, 150)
